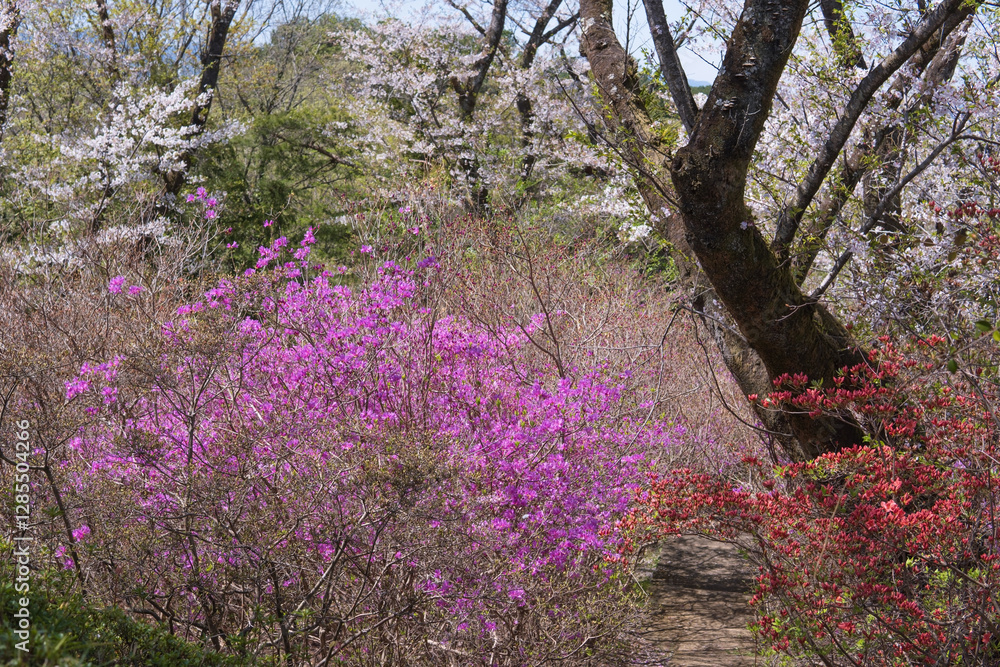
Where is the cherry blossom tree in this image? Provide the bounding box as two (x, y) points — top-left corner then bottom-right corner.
(0, 0), (19, 145)
(342, 2), (586, 212)
(3, 0), (255, 245)
(580, 0), (998, 459)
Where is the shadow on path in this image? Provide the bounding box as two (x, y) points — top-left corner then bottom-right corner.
(637, 535), (765, 666)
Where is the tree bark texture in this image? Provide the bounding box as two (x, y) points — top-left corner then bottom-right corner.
(581, 0), (871, 458)
(579, 0), (806, 457)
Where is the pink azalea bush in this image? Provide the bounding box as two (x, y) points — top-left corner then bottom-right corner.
(58, 233), (684, 664)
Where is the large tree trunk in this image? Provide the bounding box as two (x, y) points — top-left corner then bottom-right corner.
(580, 0), (974, 458)
(580, 0), (869, 458)
(666, 0), (871, 457)
(90, 0), (119, 234)
(578, 0), (805, 457)
(95, 0), (119, 80)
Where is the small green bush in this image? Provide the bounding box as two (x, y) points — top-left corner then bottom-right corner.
(0, 560), (260, 667)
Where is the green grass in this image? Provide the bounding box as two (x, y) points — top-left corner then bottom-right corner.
(0, 561), (263, 667)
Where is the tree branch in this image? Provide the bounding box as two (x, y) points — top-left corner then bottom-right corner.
(642, 0), (699, 133)
(539, 12), (578, 48)
(521, 0), (563, 69)
(446, 0), (487, 36)
(810, 114), (971, 300)
(791, 8), (974, 281)
(772, 0), (967, 257)
(95, 0), (119, 79)
(163, 0), (241, 197)
(471, 0), (509, 95)
(516, 0), (577, 183)
(819, 0), (866, 69)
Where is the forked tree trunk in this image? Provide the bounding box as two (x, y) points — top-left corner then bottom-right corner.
(579, 1), (805, 458)
(580, 0), (868, 458)
(579, 0), (972, 459)
(516, 0), (578, 184)
(448, 0), (509, 214)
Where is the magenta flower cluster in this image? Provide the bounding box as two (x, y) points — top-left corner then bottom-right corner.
(63, 235), (681, 659)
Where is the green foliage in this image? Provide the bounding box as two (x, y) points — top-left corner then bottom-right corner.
(634, 53), (684, 133)
(195, 12), (368, 268)
(0, 559), (262, 667)
(196, 105), (357, 268)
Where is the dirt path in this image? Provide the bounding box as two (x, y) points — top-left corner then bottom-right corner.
(637, 535), (764, 666)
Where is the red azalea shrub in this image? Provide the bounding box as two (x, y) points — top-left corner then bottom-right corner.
(622, 337), (1000, 665)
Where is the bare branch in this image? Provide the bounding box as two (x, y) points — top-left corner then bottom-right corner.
(642, 0), (699, 133)
(446, 0), (487, 36)
(539, 12), (578, 49)
(772, 0), (968, 257)
(520, 0), (563, 68)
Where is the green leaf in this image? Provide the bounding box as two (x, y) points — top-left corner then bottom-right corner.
(947, 359), (959, 373)
(975, 319), (994, 334)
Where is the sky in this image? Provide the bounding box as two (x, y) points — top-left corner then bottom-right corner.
(341, 0), (721, 83)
